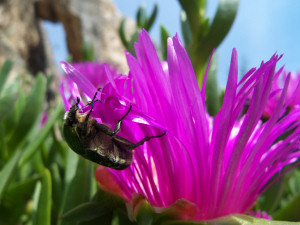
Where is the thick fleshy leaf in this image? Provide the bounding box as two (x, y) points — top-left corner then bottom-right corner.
(49, 164), (64, 222)
(201, 0), (239, 49)
(178, 0), (204, 32)
(62, 188), (125, 223)
(0, 150), (22, 201)
(258, 174), (290, 213)
(32, 169), (52, 225)
(18, 102), (63, 166)
(4, 175), (40, 206)
(2, 84), (25, 139)
(62, 202), (109, 222)
(0, 93), (17, 122)
(0, 60), (13, 95)
(113, 209), (137, 225)
(136, 4), (147, 28)
(144, 4), (158, 31)
(273, 190), (300, 221)
(119, 18), (129, 49)
(180, 11), (193, 47)
(59, 156), (95, 225)
(160, 25), (170, 60)
(82, 40), (95, 61)
(205, 52), (220, 115)
(7, 73), (46, 150)
(78, 213), (114, 225)
(0, 175), (40, 224)
(180, 0), (239, 82)
(289, 169), (300, 195)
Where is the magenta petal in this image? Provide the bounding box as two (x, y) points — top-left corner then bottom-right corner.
(60, 61), (97, 99)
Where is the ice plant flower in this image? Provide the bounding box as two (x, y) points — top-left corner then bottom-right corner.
(61, 30), (300, 220)
(264, 70), (300, 117)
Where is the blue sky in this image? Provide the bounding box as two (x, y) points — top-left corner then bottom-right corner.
(44, 0), (300, 86)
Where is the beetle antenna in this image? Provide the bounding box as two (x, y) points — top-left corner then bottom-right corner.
(113, 104), (132, 135)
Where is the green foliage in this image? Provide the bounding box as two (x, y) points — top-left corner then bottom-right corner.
(119, 4), (158, 56)
(205, 52), (221, 115)
(0, 60), (97, 225)
(179, 0), (240, 84)
(160, 25), (170, 61)
(82, 40), (95, 62)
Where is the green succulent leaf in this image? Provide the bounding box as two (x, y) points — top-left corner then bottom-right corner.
(128, 31), (140, 57)
(32, 169), (52, 225)
(62, 201), (107, 222)
(180, 11), (192, 47)
(59, 155), (95, 225)
(62, 201), (113, 222)
(4, 175), (40, 206)
(51, 164), (63, 213)
(61, 187), (125, 223)
(79, 212), (114, 225)
(113, 209), (137, 225)
(119, 18), (129, 49)
(7, 73), (46, 150)
(0, 150), (22, 201)
(193, 0), (239, 79)
(136, 4), (147, 28)
(288, 169), (300, 195)
(0, 93), (17, 122)
(201, 0), (239, 48)
(258, 173), (290, 213)
(145, 4), (158, 31)
(205, 52), (220, 116)
(0, 59), (13, 95)
(273, 190), (300, 221)
(82, 40), (95, 61)
(179, 0), (239, 83)
(178, 0), (204, 34)
(19, 102), (63, 166)
(160, 25), (170, 60)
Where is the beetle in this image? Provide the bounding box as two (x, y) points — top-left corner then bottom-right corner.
(63, 91), (166, 170)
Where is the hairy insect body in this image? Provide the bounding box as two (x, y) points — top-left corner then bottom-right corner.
(64, 107), (133, 169)
(63, 92), (166, 170)
(85, 122), (134, 170)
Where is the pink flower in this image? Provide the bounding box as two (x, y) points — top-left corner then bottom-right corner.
(264, 70), (300, 117)
(249, 210), (272, 220)
(61, 30), (300, 220)
(60, 61), (120, 111)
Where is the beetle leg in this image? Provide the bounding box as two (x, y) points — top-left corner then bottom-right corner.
(133, 132), (166, 148)
(86, 88), (101, 121)
(76, 97), (80, 106)
(112, 104), (133, 135)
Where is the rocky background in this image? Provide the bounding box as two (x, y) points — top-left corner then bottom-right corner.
(0, 0), (134, 76)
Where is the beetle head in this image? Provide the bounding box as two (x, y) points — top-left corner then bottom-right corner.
(64, 97), (80, 126)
